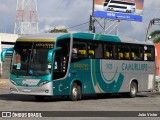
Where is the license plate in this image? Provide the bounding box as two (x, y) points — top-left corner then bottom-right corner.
(23, 89), (31, 92)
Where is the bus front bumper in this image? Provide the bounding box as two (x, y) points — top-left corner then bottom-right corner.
(9, 82), (53, 96)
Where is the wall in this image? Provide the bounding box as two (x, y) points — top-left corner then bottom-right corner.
(1, 56), (11, 79)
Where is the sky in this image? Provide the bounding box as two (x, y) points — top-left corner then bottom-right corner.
(0, 0), (160, 41)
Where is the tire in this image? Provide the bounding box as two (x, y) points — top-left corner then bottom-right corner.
(107, 8), (110, 11)
(128, 82), (138, 98)
(69, 83), (82, 101)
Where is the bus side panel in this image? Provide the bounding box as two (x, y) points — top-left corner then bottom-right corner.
(117, 61), (155, 92)
(52, 60), (155, 96)
(70, 59), (96, 94)
(52, 59), (96, 96)
(142, 62), (155, 91)
(97, 59), (124, 93)
(96, 60), (155, 93)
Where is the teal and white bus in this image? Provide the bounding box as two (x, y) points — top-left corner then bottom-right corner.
(1, 32), (155, 101)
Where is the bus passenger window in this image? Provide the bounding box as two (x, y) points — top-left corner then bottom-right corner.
(118, 52), (123, 60)
(106, 51), (110, 58)
(144, 53), (151, 61)
(131, 52), (134, 59)
(143, 46), (154, 61)
(88, 42), (95, 58)
(88, 50), (95, 58)
(117, 45), (130, 60)
(124, 52), (130, 59)
(131, 46), (143, 61)
(104, 44), (113, 59)
(71, 40), (87, 61)
(87, 42), (103, 59)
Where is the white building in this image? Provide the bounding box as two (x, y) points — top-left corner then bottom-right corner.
(0, 33), (19, 78)
(0, 33), (19, 50)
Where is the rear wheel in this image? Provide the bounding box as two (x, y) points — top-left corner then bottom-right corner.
(69, 83), (82, 101)
(128, 81), (138, 98)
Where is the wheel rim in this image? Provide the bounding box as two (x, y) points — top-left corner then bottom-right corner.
(72, 87), (78, 98)
(131, 86), (136, 95)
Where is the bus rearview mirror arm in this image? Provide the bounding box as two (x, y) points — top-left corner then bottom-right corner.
(48, 47), (62, 62)
(1, 48), (13, 62)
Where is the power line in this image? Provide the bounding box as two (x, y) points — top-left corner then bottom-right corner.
(66, 21), (90, 30)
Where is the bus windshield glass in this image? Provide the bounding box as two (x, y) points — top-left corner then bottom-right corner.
(11, 42), (54, 76)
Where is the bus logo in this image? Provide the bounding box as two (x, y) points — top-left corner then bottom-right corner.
(2, 112), (11, 118)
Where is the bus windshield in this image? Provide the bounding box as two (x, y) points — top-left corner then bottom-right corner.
(11, 42), (54, 76)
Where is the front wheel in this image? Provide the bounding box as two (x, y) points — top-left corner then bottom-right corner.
(128, 82), (138, 98)
(69, 83), (81, 101)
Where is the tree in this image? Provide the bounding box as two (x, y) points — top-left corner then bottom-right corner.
(150, 30), (160, 43)
(49, 28), (68, 33)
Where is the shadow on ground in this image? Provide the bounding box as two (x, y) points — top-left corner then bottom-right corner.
(0, 92), (151, 103)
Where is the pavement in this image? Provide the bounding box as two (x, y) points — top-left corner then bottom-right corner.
(0, 79), (9, 84)
(0, 79), (9, 89)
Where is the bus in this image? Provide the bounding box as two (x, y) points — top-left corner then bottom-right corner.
(1, 32), (155, 101)
(104, 0), (136, 13)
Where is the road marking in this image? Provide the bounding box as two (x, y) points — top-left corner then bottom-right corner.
(0, 81), (8, 84)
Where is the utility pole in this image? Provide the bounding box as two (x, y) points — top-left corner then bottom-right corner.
(14, 0), (39, 35)
(89, 0), (95, 33)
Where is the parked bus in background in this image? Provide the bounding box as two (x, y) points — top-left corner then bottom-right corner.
(1, 32), (155, 101)
(104, 0), (136, 13)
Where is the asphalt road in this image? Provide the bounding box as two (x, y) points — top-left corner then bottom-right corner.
(0, 79), (160, 120)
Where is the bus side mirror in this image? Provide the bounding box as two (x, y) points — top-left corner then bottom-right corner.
(1, 48), (13, 62)
(48, 47), (62, 63)
(1, 50), (7, 62)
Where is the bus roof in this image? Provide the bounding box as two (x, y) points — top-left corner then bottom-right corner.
(17, 33), (66, 42)
(16, 32), (154, 46)
(63, 32), (153, 46)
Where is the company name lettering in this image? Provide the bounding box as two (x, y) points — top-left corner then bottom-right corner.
(122, 63), (148, 71)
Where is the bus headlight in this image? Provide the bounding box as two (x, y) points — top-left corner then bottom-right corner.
(10, 79), (17, 85)
(39, 81), (50, 87)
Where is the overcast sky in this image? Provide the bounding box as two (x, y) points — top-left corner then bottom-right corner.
(0, 0), (160, 41)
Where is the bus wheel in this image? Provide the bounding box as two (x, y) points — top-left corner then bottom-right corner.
(128, 82), (138, 98)
(70, 83), (81, 101)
